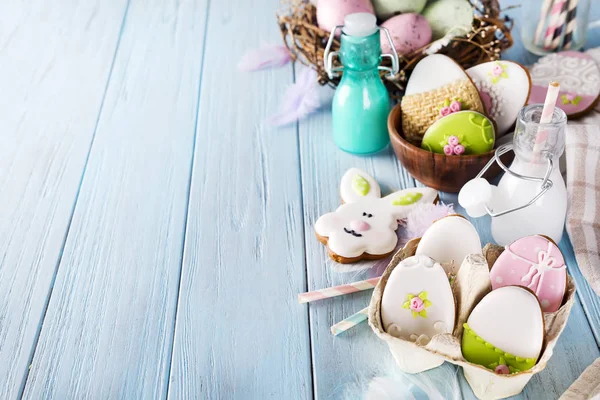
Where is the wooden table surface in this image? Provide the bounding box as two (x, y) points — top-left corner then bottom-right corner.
(1, 0), (600, 399)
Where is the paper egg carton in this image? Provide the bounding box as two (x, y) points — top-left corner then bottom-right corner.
(368, 238), (576, 400)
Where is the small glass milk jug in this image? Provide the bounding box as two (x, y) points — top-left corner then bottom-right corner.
(458, 104), (567, 245)
(324, 13), (399, 155)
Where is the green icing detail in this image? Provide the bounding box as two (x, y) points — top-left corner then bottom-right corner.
(561, 94), (582, 105)
(392, 192), (423, 206)
(351, 174), (370, 196)
(421, 111), (495, 155)
(461, 323), (537, 374)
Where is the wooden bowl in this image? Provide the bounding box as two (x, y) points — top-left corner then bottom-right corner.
(388, 104), (513, 193)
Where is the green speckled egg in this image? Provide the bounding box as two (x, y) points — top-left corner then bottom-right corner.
(422, 0), (474, 40)
(373, 0), (427, 20)
(421, 111), (495, 155)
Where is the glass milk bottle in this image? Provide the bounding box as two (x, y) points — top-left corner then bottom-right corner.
(324, 13), (399, 155)
(459, 104), (567, 245)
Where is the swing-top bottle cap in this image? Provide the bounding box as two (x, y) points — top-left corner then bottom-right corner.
(343, 13), (378, 37)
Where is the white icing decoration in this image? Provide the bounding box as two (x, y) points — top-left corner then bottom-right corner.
(433, 321), (449, 333)
(415, 216), (482, 266)
(467, 61), (530, 137)
(381, 256), (455, 341)
(315, 169), (438, 259)
(405, 54), (470, 96)
(530, 52), (600, 96)
(388, 324), (402, 338)
(467, 286), (544, 360)
(495, 276), (503, 284)
(505, 241), (566, 292)
(541, 299), (550, 309)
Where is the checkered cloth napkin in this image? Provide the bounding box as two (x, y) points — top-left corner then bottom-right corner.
(565, 124), (600, 297)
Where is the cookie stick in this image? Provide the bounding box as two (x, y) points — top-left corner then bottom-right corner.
(550, 0), (569, 50)
(331, 307), (369, 336)
(543, 0), (567, 50)
(298, 277), (380, 304)
(562, 0), (579, 50)
(534, 0), (554, 46)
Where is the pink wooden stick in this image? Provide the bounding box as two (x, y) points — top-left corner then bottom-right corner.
(298, 277), (380, 304)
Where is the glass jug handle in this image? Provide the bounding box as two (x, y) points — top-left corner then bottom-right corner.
(476, 144), (554, 218)
(378, 27), (399, 78)
(324, 26), (344, 79)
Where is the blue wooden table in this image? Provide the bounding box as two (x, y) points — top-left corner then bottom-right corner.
(1, 0), (599, 398)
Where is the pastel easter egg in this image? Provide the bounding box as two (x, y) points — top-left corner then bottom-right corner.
(372, 0), (427, 20)
(401, 54), (485, 143)
(381, 255), (455, 342)
(421, 111), (495, 155)
(462, 286), (544, 374)
(422, 0), (474, 40)
(490, 235), (567, 313)
(380, 14), (432, 55)
(528, 51), (600, 117)
(317, 0), (375, 34)
(467, 61), (531, 138)
(415, 215), (482, 268)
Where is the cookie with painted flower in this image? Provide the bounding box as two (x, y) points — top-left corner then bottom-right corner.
(381, 255), (455, 343)
(314, 168), (438, 263)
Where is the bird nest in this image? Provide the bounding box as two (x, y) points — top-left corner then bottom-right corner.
(277, 0), (514, 99)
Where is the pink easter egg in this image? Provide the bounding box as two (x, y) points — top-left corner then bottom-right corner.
(380, 13), (432, 55)
(317, 0), (375, 34)
(489, 235), (567, 313)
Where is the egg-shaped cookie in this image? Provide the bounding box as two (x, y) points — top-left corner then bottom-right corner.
(421, 111), (495, 155)
(415, 215), (482, 268)
(380, 14), (431, 55)
(381, 255), (455, 342)
(422, 0), (474, 40)
(372, 0), (427, 20)
(490, 235), (567, 312)
(401, 54), (485, 145)
(462, 286), (544, 374)
(467, 61), (531, 138)
(528, 51), (600, 118)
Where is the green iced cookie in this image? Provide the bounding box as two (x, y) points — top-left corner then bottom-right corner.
(461, 323), (537, 374)
(421, 111), (495, 155)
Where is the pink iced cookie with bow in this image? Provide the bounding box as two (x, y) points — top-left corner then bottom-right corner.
(315, 168), (438, 264)
(490, 235), (567, 312)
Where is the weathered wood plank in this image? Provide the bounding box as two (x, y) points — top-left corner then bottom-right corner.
(21, 0), (208, 397)
(166, 1), (313, 399)
(0, 1), (127, 398)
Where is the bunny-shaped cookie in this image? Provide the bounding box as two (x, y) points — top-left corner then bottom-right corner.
(315, 168), (438, 263)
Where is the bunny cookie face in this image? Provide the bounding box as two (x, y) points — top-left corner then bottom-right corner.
(315, 168), (438, 263)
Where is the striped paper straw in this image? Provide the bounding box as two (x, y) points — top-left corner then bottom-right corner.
(544, 0), (567, 49)
(298, 277), (380, 304)
(533, 81), (561, 160)
(331, 307), (369, 336)
(550, 0), (569, 50)
(535, 0), (554, 46)
(563, 0), (579, 49)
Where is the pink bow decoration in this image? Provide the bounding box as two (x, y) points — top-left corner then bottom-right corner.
(506, 241), (566, 291)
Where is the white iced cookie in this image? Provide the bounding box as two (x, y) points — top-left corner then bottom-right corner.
(415, 215), (482, 270)
(462, 286), (544, 374)
(315, 168), (438, 264)
(381, 255), (455, 342)
(467, 61), (531, 138)
(401, 54), (484, 144)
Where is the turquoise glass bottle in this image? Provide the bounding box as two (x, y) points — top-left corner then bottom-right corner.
(324, 13), (398, 155)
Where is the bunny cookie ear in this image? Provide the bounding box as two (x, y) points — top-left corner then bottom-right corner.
(382, 187), (439, 219)
(339, 168), (381, 203)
